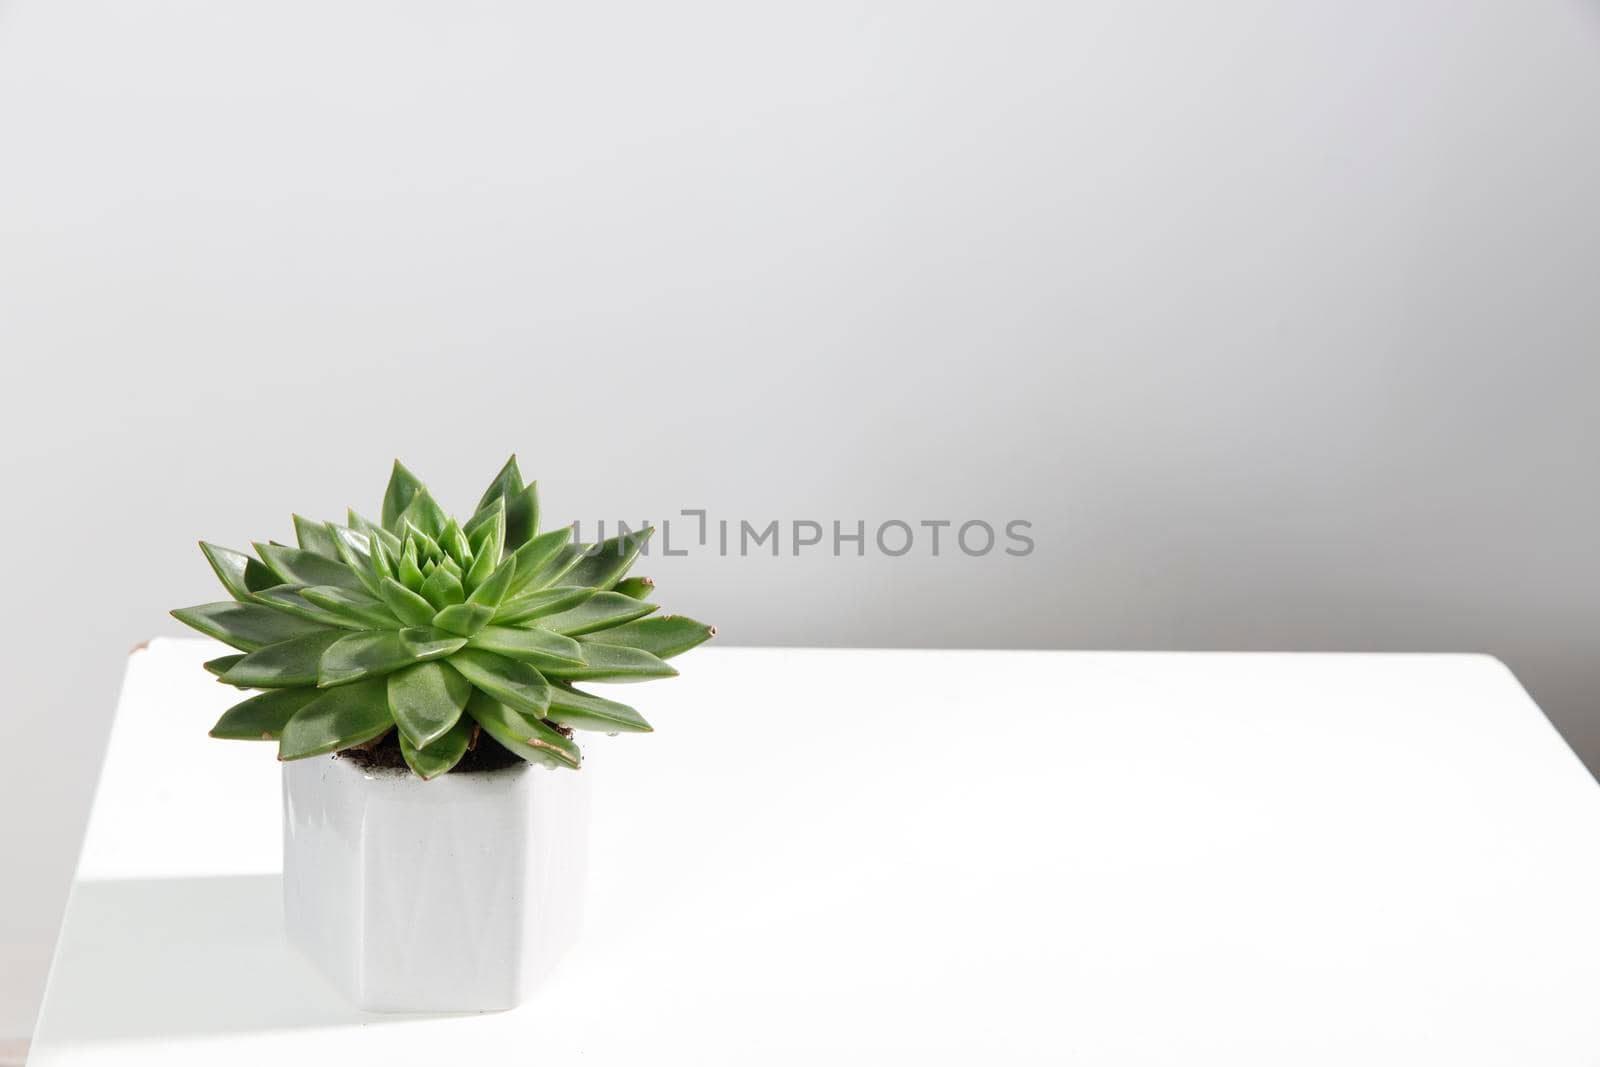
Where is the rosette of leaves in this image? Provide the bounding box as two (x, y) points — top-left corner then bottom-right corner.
(172, 458), (713, 778)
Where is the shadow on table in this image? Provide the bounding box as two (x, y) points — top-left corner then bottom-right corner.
(43, 874), (445, 1040)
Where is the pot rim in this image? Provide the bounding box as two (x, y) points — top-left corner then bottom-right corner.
(285, 751), (537, 792)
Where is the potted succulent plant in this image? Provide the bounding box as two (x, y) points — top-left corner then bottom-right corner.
(171, 458), (713, 1012)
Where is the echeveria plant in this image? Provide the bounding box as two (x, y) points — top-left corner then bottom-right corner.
(172, 458), (713, 778)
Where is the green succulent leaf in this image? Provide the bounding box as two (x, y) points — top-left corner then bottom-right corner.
(432, 602), (494, 637)
(506, 529), (581, 594)
(547, 684), (652, 733)
(474, 455), (523, 512)
(419, 565), (466, 610)
(494, 585), (597, 624)
(543, 641), (677, 683)
(349, 510), (403, 558)
(319, 629), (464, 687)
(588, 615), (717, 659)
(377, 577), (437, 627)
(254, 542), (366, 592)
(397, 543), (427, 591)
(399, 715), (473, 779)
(326, 524), (384, 597)
(463, 494), (504, 538)
(403, 521), (446, 564)
(293, 515), (341, 560)
(203, 653), (245, 677)
(300, 585), (398, 629)
(249, 586), (364, 630)
(564, 526), (652, 590)
(399, 489), (448, 541)
(448, 648), (551, 718)
(326, 523), (371, 565)
(387, 660), (471, 748)
(502, 529), (573, 592)
(381, 461), (426, 531)
(469, 624), (584, 668)
(503, 483), (540, 551)
(612, 576), (656, 601)
(221, 629), (348, 687)
(465, 555), (518, 610)
(440, 519), (473, 568)
(463, 511), (505, 591)
(211, 688), (323, 740)
(508, 537), (585, 598)
(200, 543), (277, 601)
(466, 691), (581, 769)
(171, 602), (330, 652)
(538, 592), (657, 636)
(441, 518), (470, 566)
(399, 626), (472, 660)
(368, 530), (395, 583)
(279, 678), (393, 760)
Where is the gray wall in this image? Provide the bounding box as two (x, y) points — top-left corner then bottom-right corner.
(2, 0), (1598, 1040)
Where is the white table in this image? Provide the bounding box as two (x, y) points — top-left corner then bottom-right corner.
(30, 639), (1600, 1065)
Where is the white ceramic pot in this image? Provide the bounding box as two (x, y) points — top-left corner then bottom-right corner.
(282, 755), (588, 1013)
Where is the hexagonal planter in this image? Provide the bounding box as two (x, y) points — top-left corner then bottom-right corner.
(282, 754), (588, 1012)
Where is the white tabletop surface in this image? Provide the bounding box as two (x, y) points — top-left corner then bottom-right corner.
(30, 638), (1600, 1065)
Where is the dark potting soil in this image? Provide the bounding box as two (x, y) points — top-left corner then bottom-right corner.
(335, 722), (571, 775)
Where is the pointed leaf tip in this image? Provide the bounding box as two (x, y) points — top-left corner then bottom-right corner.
(199, 542), (263, 602)
(475, 455), (525, 512)
(293, 515), (341, 560)
(399, 715), (473, 779)
(564, 525), (653, 591)
(211, 688), (322, 741)
(378, 576), (437, 627)
(381, 460), (427, 531)
(612, 576), (655, 600)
